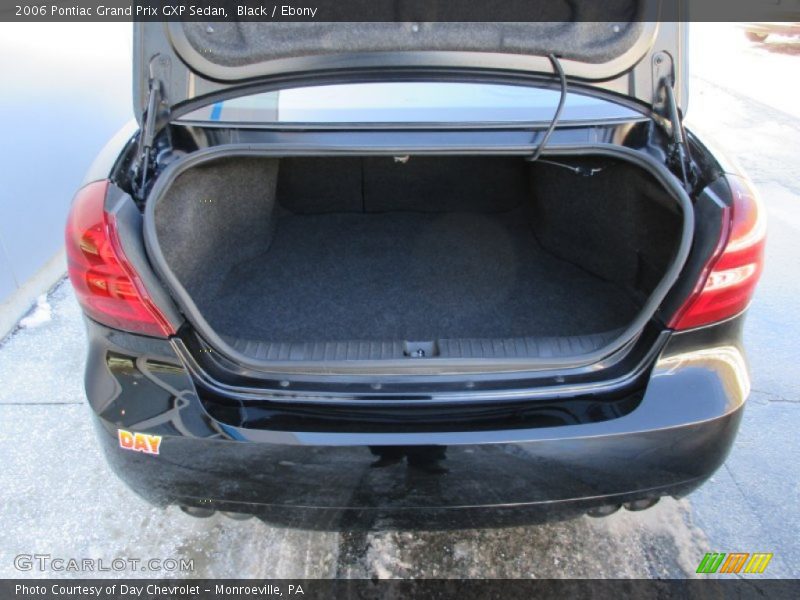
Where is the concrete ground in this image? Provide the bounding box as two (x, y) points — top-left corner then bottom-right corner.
(1, 24), (798, 579)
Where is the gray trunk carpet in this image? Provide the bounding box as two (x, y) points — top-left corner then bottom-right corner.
(205, 210), (640, 344)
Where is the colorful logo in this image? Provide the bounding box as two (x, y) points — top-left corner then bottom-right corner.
(118, 429), (162, 455)
(696, 552), (773, 574)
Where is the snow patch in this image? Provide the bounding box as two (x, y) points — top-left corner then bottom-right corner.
(18, 295), (52, 329)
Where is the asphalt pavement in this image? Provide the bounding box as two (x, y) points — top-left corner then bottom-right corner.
(1, 24), (798, 579)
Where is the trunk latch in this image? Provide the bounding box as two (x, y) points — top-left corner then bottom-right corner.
(403, 341), (439, 358)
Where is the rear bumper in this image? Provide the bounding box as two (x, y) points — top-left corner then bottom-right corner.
(85, 315), (749, 528)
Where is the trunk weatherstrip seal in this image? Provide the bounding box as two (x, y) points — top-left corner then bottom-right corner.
(143, 143), (694, 377)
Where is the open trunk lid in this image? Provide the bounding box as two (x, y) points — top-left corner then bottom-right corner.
(133, 4), (687, 125)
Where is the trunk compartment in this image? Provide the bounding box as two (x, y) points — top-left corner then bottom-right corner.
(146, 152), (688, 368)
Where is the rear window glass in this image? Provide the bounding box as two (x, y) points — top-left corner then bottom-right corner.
(179, 82), (640, 125)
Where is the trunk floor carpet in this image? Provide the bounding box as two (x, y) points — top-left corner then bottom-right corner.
(204, 211), (640, 344)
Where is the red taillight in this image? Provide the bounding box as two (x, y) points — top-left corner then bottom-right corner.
(669, 174), (766, 330)
(65, 180), (175, 338)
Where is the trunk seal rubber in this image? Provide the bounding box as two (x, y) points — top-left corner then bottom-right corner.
(143, 143), (694, 377)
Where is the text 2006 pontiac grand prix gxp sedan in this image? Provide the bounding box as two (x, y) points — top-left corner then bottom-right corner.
(67, 16), (765, 528)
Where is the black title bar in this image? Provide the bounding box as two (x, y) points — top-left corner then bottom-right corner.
(2, 0), (800, 22)
(4, 578), (800, 600)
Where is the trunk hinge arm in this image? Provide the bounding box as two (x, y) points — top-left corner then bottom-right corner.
(134, 57), (171, 200)
(652, 52), (694, 193)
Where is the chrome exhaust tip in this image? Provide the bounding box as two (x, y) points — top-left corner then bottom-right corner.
(587, 504), (622, 518)
(179, 505), (215, 518)
(624, 497), (660, 512)
(220, 511), (253, 521)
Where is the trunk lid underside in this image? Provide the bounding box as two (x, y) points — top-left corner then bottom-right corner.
(133, 5), (686, 123)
